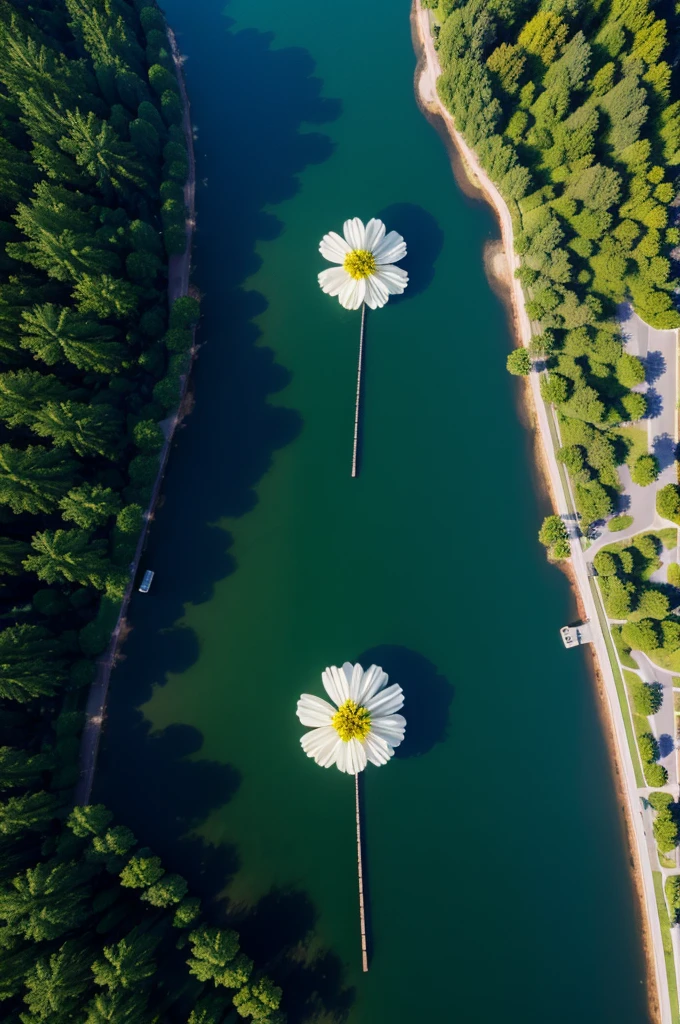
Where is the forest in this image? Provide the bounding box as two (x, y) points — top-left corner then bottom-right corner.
(426, 0), (680, 665)
(0, 0), (283, 1021)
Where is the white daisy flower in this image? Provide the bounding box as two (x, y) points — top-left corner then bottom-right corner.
(318, 217), (409, 311)
(296, 662), (406, 774)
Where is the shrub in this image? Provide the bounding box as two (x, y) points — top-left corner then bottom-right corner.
(636, 589), (670, 619)
(654, 805), (679, 852)
(620, 390), (647, 421)
(633, 683), (663, 716)
(170, 296), (200, 330)
(638, 731), (660, 763)
(621, 618), (660, 652)
(608, 515), (633, 532)
(153, 371), (182, 410)
(506, 348), (531, 375)
(649, 791), (673, 811)
(669, 563), (680, 587)
(658, 484), (680, 524)
(631, 454), (659, 486)
(164, 327), (192, 353)
(128, 453), (160, 486)
(616, 353), (646, 387)
(538, 514), (568, 549)
(593, 550), (617, 576)
(540, 372), (570, 404)
(133, 420), (164, 453)
(646, 763), (669, 787)
(33, 589), (69, 616)
(662, 620), (680, 652)
(69, 659), (95, 688)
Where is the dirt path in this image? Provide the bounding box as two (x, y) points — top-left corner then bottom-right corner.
(74, 27), (197, 806)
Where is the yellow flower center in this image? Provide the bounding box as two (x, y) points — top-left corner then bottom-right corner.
(343, 249), (376, 280)
(332, 699), (371, 742)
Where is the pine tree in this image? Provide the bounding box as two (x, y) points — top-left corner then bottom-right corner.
(58, 110), (148, 199)
(0, 859), (91, 942)
(0, 443), (76, 514)
(84, 986), (153, 1024)
(59, 483), (122, 529)
(0, 624), (68, 702)
(22, 940), (93, 1022)
(92, 929), (159, 990)
(0, 747), (53, 792)
(31, 401), (123, 459)
(0, 791), (58, 837)
(8, 182), (119, 282)
(20, 303), (125, 373)
(23, 529), (113, 590)
(0, 537), (31, 576)
(0, 369), (69, 428)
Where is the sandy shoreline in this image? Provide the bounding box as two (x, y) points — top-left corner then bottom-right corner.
(410, 3), (660, 1020)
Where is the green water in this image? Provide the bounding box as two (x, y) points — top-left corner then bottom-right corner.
(96, 1), (650, 1020)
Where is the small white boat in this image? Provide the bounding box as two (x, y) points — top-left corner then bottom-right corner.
(139, 569), (155, 594)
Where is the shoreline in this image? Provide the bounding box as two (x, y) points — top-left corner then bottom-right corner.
(410, 3), (663, 1020)
(75, 24), (198, 806)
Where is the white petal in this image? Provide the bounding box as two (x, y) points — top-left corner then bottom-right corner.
(301, 726), (342, 767)
(364, 218), (386, 252)
(364, 731), (393, 766)
(343, 217), (365, 250)
(338, 276), (365, 311)
(364, 683), (404, 716)
(346, 738), (367, 774)
(322, 666), (346, 706)
(364, 274), (389, 309)
(319, 231), (351, 264)
(374, 265), (408, 295)
(319, 266), (349, 296)
(296, 693), (335, 728)
(373, 231), (406, 264)
(357, 665), (388, 704)
(335, 742), (349, 773)
(345, 662), (364, 701)
(371, 713), (406, 748)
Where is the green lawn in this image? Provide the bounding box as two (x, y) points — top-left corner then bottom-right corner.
(613, 425), (649, 469)
(649, 647), (680, 674)
(623, 669), (665, 789)
(591, 580), (645, 787)
(612, 625), (639, 669)
(653, 871), (680, 1024)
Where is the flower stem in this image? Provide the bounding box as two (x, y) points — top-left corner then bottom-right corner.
(355, 772), (369, 971)
(351, 302), (366, 478)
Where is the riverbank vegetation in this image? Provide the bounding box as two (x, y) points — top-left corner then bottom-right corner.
(0, 1), (284, 1020)
(425, 0), (680, 531)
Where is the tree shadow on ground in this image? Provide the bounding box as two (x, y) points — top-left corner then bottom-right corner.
(653, 432), (676, 471)
(644, 350), (666, 385)
(355, 645), (454, 758)
(375, 203), (444, 303)
(95, 10), (353, 1022)
(659, 734), (675, 758)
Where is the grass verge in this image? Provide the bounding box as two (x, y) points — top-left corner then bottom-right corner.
(653, 870), (680, 1024)
(590, 579), (645, 787)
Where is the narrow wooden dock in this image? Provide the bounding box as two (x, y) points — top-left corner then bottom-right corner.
(355, 772), (369, 971)
(351, 303), (366, 478)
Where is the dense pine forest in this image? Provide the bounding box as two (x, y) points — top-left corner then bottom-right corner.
(0, 1), (283, 1021)
(427, 0), (680, 671)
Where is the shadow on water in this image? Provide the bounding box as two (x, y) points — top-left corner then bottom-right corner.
(375, 203), (444, 303)
(96, 9), (354, 1022)
(356, 645), (454, 758)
